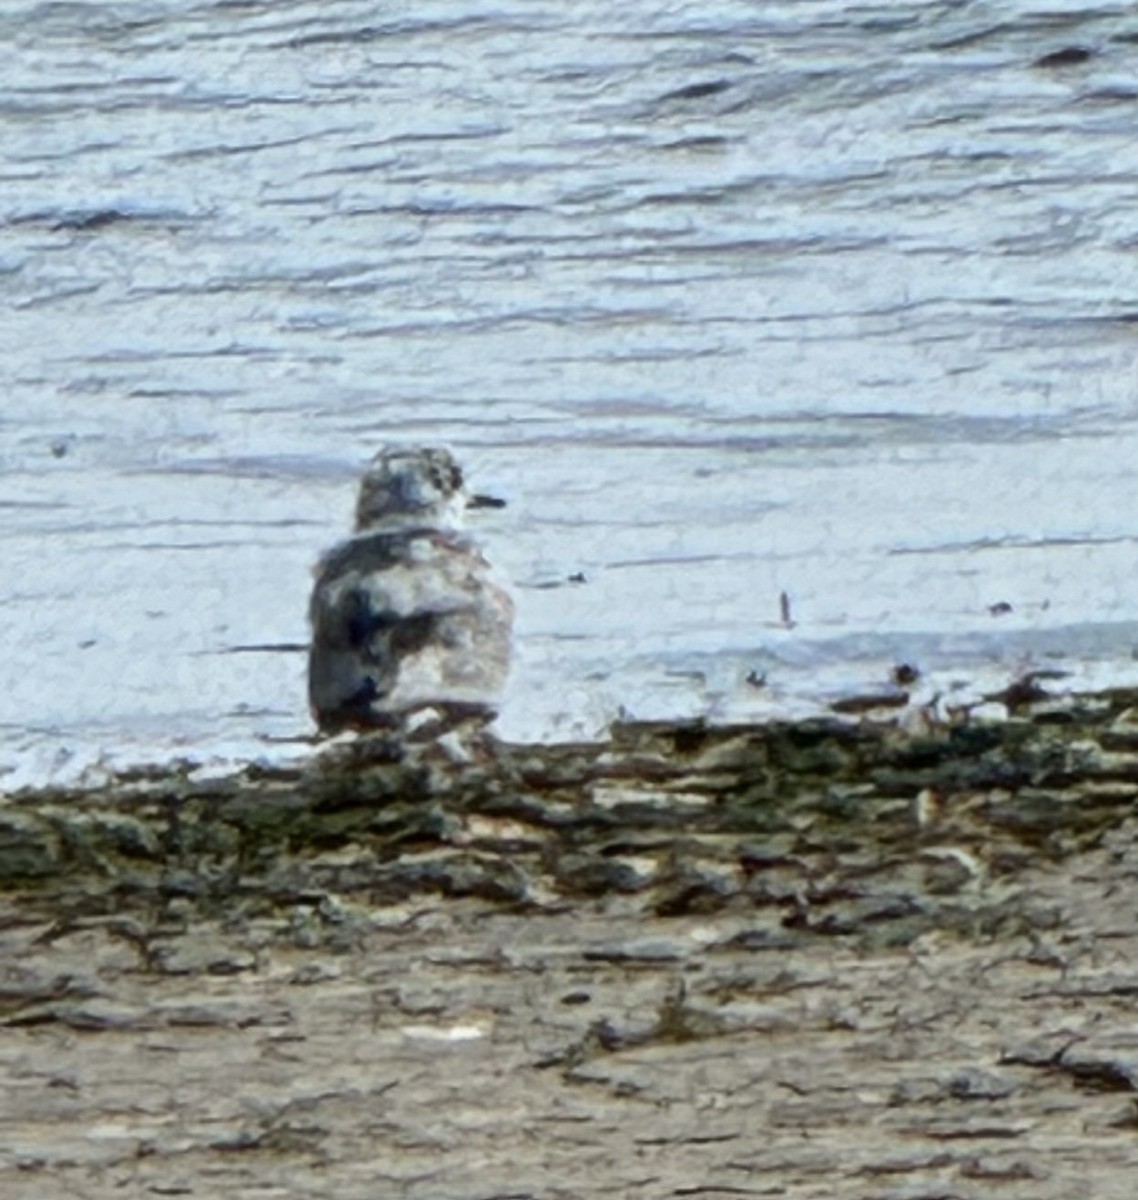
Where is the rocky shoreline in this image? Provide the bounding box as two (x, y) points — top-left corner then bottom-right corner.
(2, 688), (1138, 1197)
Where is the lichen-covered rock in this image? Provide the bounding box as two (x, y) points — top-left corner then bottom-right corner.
(0, 811), (58, 879)
(2, 692), (1137, 940)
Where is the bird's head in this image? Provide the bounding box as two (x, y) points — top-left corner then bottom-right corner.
(354, 445), (467, 533)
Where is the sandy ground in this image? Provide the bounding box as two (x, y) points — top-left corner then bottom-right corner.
(2, 845), (1138, 1200)
(3, 706), (1138, 1198)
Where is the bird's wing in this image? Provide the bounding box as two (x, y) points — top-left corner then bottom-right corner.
(308, 531), (511, 727)
(308, 554), (407, 721)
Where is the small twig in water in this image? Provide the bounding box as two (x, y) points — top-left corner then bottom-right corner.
(779, 591), (795, 629)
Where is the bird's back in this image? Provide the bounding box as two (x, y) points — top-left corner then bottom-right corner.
(308, 528), (512, 733)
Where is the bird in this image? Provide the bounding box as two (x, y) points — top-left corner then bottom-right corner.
(308, 446), (513, 737)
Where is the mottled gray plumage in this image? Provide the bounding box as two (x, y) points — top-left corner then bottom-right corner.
(308, 447), (513, 734)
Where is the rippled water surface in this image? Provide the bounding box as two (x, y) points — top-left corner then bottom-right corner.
(5, 0), (1138, 782)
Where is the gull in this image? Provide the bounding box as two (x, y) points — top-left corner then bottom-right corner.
(308, 446), (513, 736)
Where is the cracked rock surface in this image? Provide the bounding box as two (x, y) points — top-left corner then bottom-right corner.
(3, 696), (1138, 1198)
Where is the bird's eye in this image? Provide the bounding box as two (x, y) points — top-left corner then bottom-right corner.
(430, 458), (462, 493)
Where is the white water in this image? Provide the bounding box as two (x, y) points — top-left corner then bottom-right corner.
(4, 0), (1138, 785)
